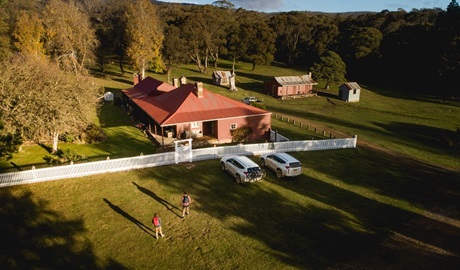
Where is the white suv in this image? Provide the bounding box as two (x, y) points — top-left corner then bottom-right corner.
(220, 155), (266, 183)
(259, 152), (302, 178)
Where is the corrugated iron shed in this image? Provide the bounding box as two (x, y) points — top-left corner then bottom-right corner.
(274, 75), (317, 86)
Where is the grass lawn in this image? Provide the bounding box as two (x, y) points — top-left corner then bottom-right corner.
(0, 60), (459, 269)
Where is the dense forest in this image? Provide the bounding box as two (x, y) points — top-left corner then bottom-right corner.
(0, 0), (459, 96)
(0, 0), (459, 158)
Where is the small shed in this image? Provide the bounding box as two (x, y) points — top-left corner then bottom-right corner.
(339, 82), (361, 102)
(265, 73), (317, 99)
(212, 70), (232, 86)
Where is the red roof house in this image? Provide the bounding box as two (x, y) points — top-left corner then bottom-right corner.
(122, 77), (271, 145)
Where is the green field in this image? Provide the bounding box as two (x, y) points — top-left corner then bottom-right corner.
(0, 61), (459, 269)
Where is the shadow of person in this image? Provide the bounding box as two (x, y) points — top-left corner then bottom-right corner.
(132, 182), (182, 218)
(103, 198), (154, 237)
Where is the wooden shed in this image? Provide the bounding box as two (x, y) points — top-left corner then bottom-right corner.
(339, 82), (361, 102)
(212, 71), (232, 86)
(265, 73), (317, 99)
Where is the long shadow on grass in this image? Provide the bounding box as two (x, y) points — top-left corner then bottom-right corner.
(375, 122), (460, 159)
(270, 147), (460, 268)
(133, 157), (459, 268)
(295, 146), (460, 220)
(0, 188), (126, 269)
(132, 182), (182, 218)
(103, 198), (155, 237)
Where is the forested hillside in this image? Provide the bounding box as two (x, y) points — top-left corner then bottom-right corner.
(1, 0), (459, 159)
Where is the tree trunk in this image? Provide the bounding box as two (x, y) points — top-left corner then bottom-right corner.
(119, 58), (124, 75)
(252, 61), (256, 71)
(52, 132), (59, 153)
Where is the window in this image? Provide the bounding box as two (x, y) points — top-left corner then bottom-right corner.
(230, 123), (237, 130)
(191, 122), (199, 128)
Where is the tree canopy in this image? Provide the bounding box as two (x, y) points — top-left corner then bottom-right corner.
(125, 0), (164, 78)
(311, 51), (346, 89)
(0, 55), (102, 153)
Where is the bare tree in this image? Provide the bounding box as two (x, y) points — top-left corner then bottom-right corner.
(0, 55), (101, 153)
(43, 0), (99, 75)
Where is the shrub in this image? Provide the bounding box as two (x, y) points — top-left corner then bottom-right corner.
(43, 148), (86, 165)
(59, 132), (76, 143)
(231, 126), (253, 143)
(83, 123), (107, 143)
(250, 101), (266, 110)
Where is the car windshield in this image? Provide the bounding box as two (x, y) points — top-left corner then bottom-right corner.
(289, 162), (301, 168)
(247, 167), (260, 173)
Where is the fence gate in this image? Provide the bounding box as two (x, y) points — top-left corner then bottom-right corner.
(174, 139), (193, 164)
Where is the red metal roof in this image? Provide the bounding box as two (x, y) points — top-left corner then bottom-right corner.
(126, 80), (270, 127)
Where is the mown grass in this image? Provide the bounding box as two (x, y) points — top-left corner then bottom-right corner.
(1, 60), (459, 269)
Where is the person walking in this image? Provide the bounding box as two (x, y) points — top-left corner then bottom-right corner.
(181, 191), (192, 218)
(152, 213), (164, 239)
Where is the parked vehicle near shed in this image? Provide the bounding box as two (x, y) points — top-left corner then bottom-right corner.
(241, 96), (258, 104)
(259, 152), (302, 178)
(220, 155), (265, 183)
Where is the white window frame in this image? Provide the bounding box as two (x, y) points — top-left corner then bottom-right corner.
(191, 122), (199, 128)
(230, 123), (237, 130)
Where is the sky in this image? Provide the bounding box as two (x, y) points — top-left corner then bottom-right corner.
(161, 0), (452, 13)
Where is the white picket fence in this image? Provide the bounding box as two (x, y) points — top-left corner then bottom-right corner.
(0, 136), (357, 188)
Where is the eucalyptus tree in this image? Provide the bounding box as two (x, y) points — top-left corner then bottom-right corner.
(269, 12), (311, 65)
(125, 0), (164, 78)
(179, 5), (231, 73)
(230, 11), (275, 70)
(307, 15), (339, 60)
(43, 0), (99, 75)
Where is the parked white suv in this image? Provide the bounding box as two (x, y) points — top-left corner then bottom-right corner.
(220, 155), (266, 183)
(259, 152), (302, 178)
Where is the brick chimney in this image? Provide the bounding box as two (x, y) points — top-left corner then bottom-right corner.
(133, 73), (142, 85)
(195, 82), (203, 98)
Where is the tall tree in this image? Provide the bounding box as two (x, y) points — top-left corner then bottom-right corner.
(435, 0), (460, 99)
(234, 12), (275, 70)
(125, 0), (164, 78)
(43, 0), (99, 75)
(269, 12), (311, 65)
(179, 6), (231, 73)
(0, 55), (101, 153)
(311, 51), (346, 90)
(12, 10), (45, 57)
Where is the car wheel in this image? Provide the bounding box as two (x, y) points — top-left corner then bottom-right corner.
(235, 174), (242, 184)
(260, 158), (266, 167)
(276, 169), (283, 179)
(221, 162), (226, 171)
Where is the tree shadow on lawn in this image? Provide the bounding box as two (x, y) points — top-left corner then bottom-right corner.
(133, 155), (459, 269)
(276, 147), (460, 268)
(295, 145), (460, 219)
(375, 122), (460, 155)
(0, 188), (126, 269)
(103, 198), (155, 237)
(131, 182), (182, 218)
(272, 104), (380, 137)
